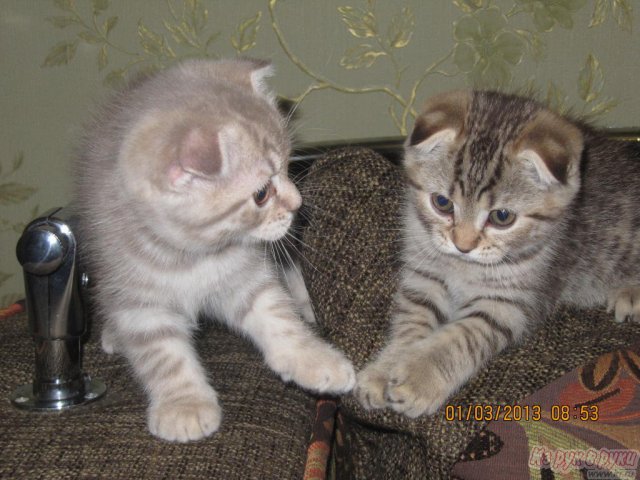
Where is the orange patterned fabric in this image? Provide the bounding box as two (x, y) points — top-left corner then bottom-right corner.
(304, 399), (338, 480)
(0, 301), (24, 319)
(452, 344), (640, 480)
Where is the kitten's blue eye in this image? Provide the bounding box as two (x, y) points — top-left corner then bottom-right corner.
(488, 209), (516, 227)
(254, 180), (273, 206)
(431, 193), (454, 215)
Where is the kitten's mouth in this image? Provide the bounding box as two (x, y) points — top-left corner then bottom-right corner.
(444, 248), (502, 265)
(253, 218), (294, 242)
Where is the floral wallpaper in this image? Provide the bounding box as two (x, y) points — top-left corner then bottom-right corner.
(1, 0), (637, 302)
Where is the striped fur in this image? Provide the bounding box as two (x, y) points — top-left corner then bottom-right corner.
(357, 90), (640, 418)
(74, 59), (355, 442)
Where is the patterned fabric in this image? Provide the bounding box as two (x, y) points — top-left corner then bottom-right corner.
(0, 300), (24, 319)
(304, 399), (339, 480)
(299, 147), (640, 479)
(451, 345), (640, 480)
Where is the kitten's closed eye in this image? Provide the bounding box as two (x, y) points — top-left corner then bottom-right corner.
(254, 180), (274, 206)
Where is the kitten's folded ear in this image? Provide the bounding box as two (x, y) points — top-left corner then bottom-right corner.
(168, 127), (223, 188)
(214, 57), (275, 103)
(513, 110), (584, 186)
(408, 90), (470, 151)
(246, 58), (275, 101)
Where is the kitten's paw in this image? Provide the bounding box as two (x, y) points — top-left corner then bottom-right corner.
(384, 358), (450, 418)
(607, 286), (640, 323)
(355, 362), (392, 410)
(270, 343), (355, 394)
(148, 396), (222, 443)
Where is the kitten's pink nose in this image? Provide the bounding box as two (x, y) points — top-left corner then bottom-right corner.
(453, 242), (474, 254)
(452, 226), (479, 253)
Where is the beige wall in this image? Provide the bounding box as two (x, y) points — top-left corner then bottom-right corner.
(1, 0), (638, 302)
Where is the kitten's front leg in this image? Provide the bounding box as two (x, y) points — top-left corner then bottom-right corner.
(356, 268), (450, 409)
(237, 281), (355, 394)
(113, 308), (221, 442)
(384, 298), (527, 417)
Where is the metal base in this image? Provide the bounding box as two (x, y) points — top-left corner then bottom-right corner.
(11, 376), (107, 411)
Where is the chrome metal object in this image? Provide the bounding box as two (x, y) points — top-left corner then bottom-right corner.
(11, 207), (106, 411)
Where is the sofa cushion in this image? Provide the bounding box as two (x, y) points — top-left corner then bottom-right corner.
(299, 147), (640, 479)
(451, 345), (640, 479)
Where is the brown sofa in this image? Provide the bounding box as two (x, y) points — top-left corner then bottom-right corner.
(2, 139), (640, 479)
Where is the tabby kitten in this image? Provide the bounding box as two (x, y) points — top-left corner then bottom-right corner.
(74, 58), (355, 442)
(356, 90), (640, 417)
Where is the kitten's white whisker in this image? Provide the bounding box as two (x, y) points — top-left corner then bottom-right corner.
(283, 233), (320, 275)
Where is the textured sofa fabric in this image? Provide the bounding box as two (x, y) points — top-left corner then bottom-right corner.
(299, 147), (640, 479)
(0, 312), (315, 479)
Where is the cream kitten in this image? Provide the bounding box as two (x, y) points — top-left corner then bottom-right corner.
(74, 58), (355, 442)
